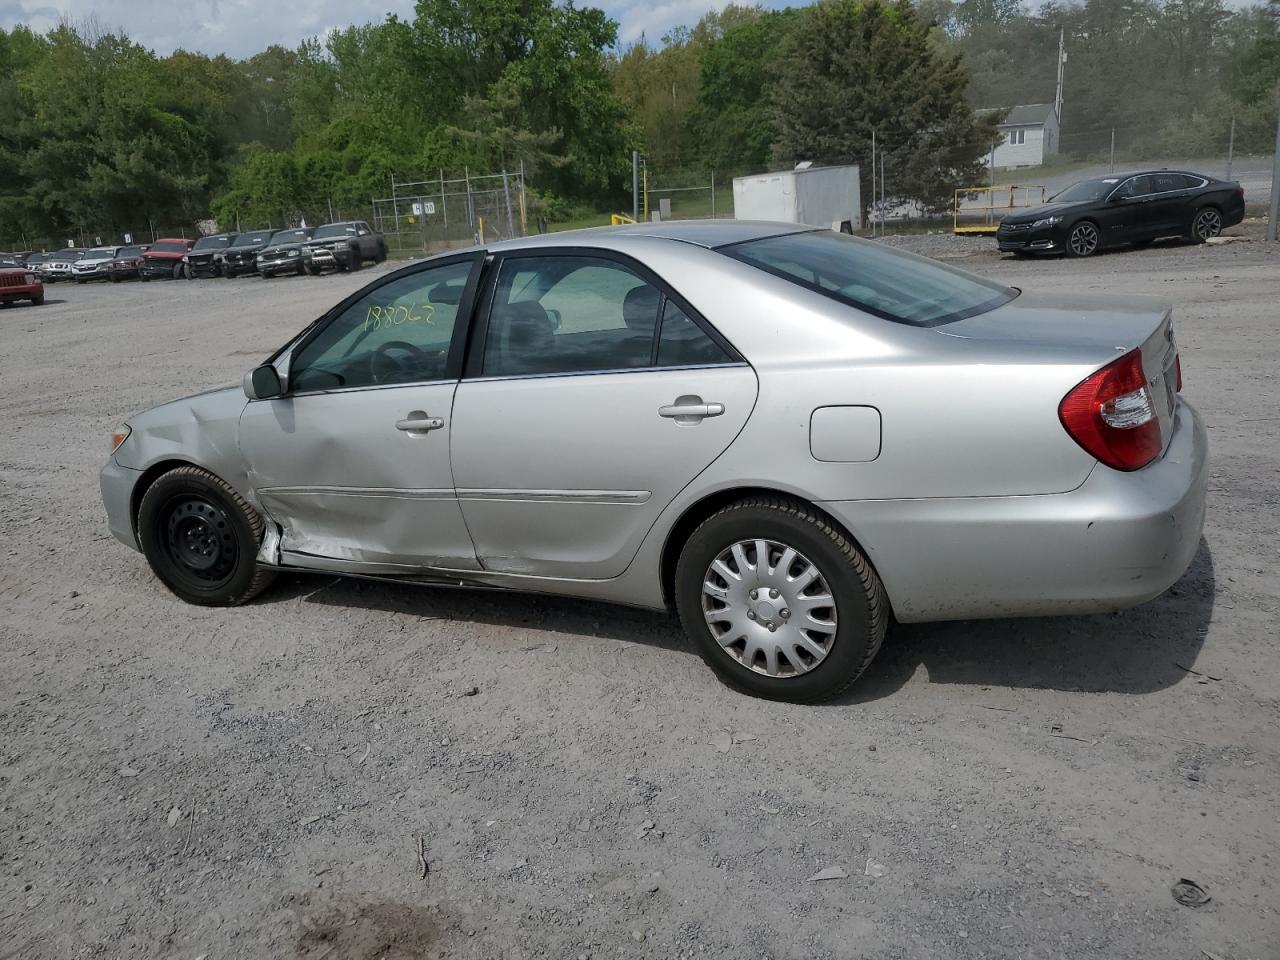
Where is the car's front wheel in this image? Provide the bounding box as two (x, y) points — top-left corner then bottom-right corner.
(1065, 220), (1100, 257)
(674, 497), (889, 702)
(1190, 207), (1222, 243)
(137, 465), (275, 606)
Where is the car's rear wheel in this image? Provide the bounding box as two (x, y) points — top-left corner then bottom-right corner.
(674, 496), (889, 702)
(137, 465), (275, 606)
(348, 244), (362, 271)
(1066, 221), (1100, 257)
(1190, 207), (1222, 243)
(374, 242), (387, 263)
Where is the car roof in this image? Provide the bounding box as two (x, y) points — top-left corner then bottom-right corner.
(492, 219), (813, 252)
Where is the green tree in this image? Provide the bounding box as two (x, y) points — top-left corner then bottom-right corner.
(773, 0), (998, 214)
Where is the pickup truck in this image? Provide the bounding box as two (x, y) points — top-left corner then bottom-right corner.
(301, 221), (387, 275)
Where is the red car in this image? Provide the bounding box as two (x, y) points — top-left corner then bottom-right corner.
(0, 254), (44, 306)
(140, 238), (194, 280)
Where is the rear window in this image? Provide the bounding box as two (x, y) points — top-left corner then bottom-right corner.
(724, 230), (1016, 327)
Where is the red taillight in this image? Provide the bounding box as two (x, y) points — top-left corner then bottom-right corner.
(1059, 348), (1161, 471)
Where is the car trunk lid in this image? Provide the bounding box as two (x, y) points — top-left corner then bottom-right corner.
(938, 291), (1179, 456)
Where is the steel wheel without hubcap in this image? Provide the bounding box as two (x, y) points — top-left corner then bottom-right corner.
(1067, 222), (1099, 257)
(160, 495), (239, 590)
(702, 538), (838, 678)
(1192, 209), (1221, 242)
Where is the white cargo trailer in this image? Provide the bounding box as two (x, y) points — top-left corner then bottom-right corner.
(732, 164), (862, 231)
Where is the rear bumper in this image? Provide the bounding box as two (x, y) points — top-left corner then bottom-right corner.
(820, 399), (1208, 622)
(100, 457), (143, 551)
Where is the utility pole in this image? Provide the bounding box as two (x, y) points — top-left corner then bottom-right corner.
(1110, 129), (1115, 174)
(632, 151), (639, 221)
(1054, 29), (1066, 125)
(1226, 115), (1236, 181)
(1268, 106), (1280, 242)
(871, 130), (876, 235)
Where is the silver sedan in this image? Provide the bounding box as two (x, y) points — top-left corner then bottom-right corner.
(100, 222), (1207, 702)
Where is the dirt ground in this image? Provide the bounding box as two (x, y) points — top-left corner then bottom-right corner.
(2, 225), (1278, 960)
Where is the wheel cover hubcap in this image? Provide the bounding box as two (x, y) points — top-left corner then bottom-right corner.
(701, 539), (838, 678)
(162, 496), (237, 585)
(1071, 224), (1098, 255)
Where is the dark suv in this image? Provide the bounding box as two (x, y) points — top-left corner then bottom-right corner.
(184, 234), (234, 278)
(256, 227), (315, 278)
(219, 230), (279, 278)
(302, 221), (387, 275)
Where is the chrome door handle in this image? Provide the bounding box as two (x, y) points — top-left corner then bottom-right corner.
(395, 413), (445, 432)
(659, 395), (724, 424)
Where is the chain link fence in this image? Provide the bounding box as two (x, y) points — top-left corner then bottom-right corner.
(371, 171), (528, 256)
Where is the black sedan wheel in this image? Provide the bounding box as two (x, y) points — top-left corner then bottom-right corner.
(1066, 221), (1100, 258)
(1191, 208), (1222, 243)
(137, 465), (275, 606)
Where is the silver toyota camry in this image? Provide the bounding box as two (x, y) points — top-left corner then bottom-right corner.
(100, 221), (1207, 702)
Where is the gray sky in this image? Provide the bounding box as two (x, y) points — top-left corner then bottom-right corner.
(0, 0), (738, 56)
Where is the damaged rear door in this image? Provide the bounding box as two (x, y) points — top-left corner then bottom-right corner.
(238, 252), (484, 572)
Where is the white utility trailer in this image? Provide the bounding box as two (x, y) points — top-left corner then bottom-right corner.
(732, 164), (862, 231)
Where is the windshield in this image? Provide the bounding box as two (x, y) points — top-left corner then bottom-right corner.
(150, 241), (187, 253)
(192, 235), (231, 251)
(314, 223), (358, 239)
(234, 232), (273, 245)
(0, 255), (19, 267)
(725, 230), (1017, 327)
(1050, 178), (1118, 203)
(116, 245), (144, 258)
(270, 228), (311, 244)
(86, 248), (117, 259)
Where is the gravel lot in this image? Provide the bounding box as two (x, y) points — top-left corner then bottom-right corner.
(3, 226), (1278, 960)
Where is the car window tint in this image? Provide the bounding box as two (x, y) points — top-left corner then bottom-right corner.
(727, 230), (1015, 327)
(289, 261), (472, 392)
(483, 257), (660, 377)
(657, 300), (733, 367)
(1117, 175), (1154, 199)
(1151, 173), (1182, 193)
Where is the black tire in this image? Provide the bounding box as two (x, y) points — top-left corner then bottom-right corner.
(1065, 220), (1100, 258)
(674, 496), (889, 703)
(110, 274), (120, 283)
(172, 262), (183, 280)
(1189, 206), (1222, 243)
(137, 465), (275, 606)
(31, 293), (44, 305)
(374, 242), (387, 264)
(347, 244), (361, 271)
(306, 264), (321, 276)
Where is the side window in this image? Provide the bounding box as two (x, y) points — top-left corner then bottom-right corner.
(657, 300), (733, 367)
(1122, 175), (1154, 198)
(483, 256), (660, 377)
(289, 260), (473, 392)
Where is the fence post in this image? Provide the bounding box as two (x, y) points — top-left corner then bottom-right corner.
(1110, 128), (1115, 174)
(502, 170), (515, 239)
(632, 151), (640, 221)
(518, 159), (527, 235)
(465, 167), (474, 227)
(711, 172), (716, 218)
(440, 169), (448, 233)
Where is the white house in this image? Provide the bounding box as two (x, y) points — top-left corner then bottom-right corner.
(979, 103), (1061, 169)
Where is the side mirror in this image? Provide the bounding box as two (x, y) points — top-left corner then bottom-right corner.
(244, 364), (284, 400)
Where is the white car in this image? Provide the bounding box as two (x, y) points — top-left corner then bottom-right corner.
(72, 247), (123, 283)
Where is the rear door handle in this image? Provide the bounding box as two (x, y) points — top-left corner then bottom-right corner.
(659, 395), (724, 424)
(396, 413), (445, 432)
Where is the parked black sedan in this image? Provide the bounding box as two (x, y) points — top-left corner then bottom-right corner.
(255, 226), (315, 278)
(997, 170), (1245, 257)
